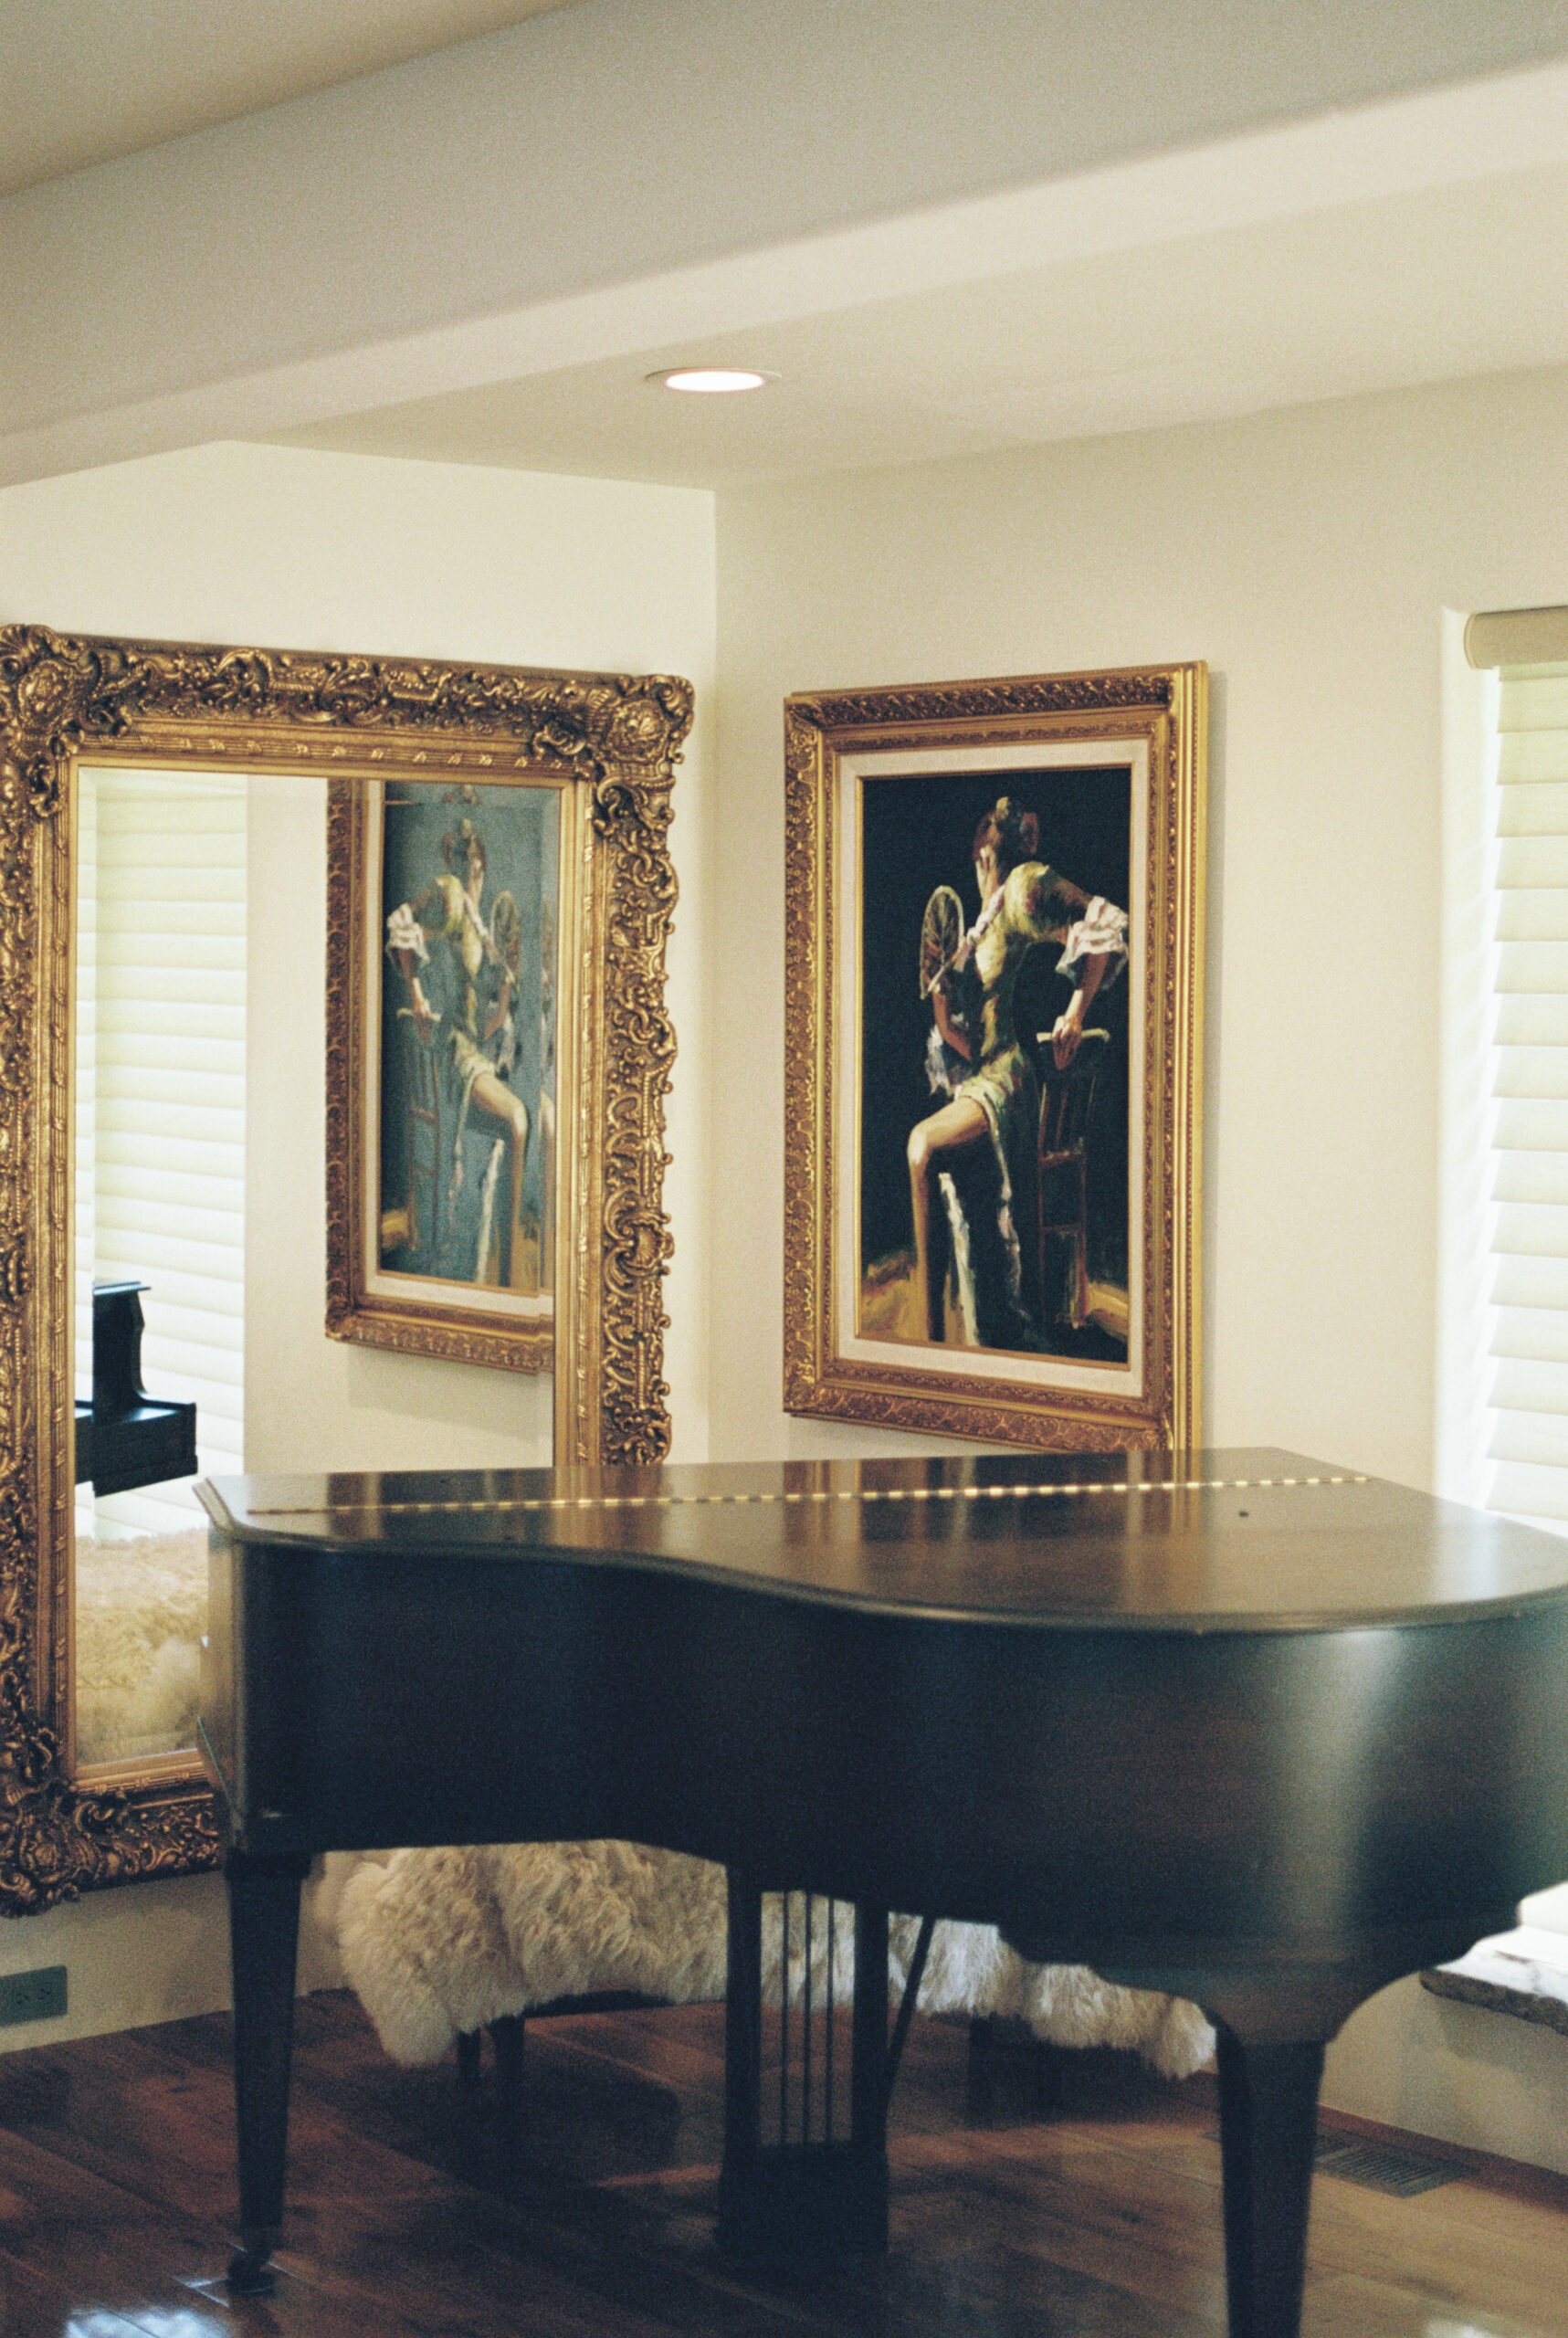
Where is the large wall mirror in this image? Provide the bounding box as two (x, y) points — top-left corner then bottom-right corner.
(0, 625), (689, 1910)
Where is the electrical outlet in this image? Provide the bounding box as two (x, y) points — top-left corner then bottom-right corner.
(0, 1965), (66, 2026)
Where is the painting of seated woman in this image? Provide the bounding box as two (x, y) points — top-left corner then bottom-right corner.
(859, 769), (1131, 1365)
(378, 781), (558, 1298)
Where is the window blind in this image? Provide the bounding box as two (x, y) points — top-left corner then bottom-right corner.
(1485, 659), (1568, 1527)
(75, 768), (247, 1538)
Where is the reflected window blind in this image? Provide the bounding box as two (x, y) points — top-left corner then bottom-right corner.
(1488, 660), (1568, 1527)
(75, 769), (246, 1537)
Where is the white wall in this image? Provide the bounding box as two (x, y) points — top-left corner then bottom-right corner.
(709, 362), (1568, 2165)
(0, 438), (716, 2038)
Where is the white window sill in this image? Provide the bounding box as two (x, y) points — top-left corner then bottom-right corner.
(1422, 1925), (1568, 2038)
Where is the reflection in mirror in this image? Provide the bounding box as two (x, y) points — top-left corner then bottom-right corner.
(73, 766), (245, 1770)
(1, 623), (689, 1908)
(332, 772), (565, 1368)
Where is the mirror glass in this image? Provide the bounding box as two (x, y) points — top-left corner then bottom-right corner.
(69, 760), (577, 1775)
(73, 763), (247, 1769)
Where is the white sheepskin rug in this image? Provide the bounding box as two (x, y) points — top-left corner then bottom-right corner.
(329, 1841), (1214, 2080)
(73, 1527), (207, 1766)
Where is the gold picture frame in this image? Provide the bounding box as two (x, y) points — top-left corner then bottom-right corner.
(0, 624), (689, 1910)
(784, 665), (1205, 1451)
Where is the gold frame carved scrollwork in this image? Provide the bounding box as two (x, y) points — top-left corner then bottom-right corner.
(784, 665), (1205, 1452)
(0, 625), (689, 1911)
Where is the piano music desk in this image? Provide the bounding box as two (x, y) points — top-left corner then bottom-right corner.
(198, 1449), (1568, 2338)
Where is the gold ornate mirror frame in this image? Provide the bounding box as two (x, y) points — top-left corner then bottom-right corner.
(0, 625), (689, 1911)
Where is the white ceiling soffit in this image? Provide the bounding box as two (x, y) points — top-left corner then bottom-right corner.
(258, 70), (1568, 490)
(264, 159), (1568, 487)
(1, 0), (574, 196)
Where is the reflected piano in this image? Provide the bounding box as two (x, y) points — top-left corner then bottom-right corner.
(75, 1279), (197, 1498)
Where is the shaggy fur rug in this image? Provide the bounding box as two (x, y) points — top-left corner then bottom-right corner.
(74, 1527), (207, 1766)
(326, 1840), (1215, 2080)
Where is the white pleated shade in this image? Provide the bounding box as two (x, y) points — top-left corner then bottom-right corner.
(75, 770), (247, 1540)
(1486, 660), (1568, 1523)
(1466, 608), (1568, 670)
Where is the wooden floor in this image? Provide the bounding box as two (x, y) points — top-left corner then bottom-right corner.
(0, 1987), (1565, 2336)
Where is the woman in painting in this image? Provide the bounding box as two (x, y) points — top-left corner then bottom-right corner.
(908, 795), (1127, 1349)
(385, 816), (530, 1284)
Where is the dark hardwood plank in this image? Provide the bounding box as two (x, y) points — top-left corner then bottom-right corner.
(0, 2257), (159, 2338)
(0, 1991), (1563, 2338)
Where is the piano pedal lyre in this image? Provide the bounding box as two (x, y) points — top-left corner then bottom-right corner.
(718, 1873), (934, 2257)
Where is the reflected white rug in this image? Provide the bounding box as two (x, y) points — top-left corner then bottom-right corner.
(326, 1840), (1215, 2079)
(74, 1528), (207, 1765)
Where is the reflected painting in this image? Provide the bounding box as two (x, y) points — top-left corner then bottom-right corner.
(327, 771), (564, 1374)
(377, 781), (559, 1302)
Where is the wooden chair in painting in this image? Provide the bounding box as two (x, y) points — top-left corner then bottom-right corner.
(1036, 1027), (1110, 1331)
(399, 1011), (448, 1266)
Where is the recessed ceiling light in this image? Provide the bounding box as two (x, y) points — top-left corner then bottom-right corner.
(649, 367), (772, 395)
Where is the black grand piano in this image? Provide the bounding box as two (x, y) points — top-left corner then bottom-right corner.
(197, 1448), (1568, 2338)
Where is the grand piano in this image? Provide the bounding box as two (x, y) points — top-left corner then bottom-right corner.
(197, 1448), (1568, 2338)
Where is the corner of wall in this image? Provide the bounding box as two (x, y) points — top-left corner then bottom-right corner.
(1434, 607), (1499, 1507)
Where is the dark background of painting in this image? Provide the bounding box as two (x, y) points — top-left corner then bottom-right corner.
(378, 779), (558, 1286)
(858, 763), (1132, 1325)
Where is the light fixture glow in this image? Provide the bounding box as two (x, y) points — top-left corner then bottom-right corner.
(650, 367), (771, 395)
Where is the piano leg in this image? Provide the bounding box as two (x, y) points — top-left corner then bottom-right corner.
(719, 1865), (763, 2246)
(718, 1872), (892, 2256)
(490, 2012), (528, 2177)
(223, 1846), (310, 2295)
(849, 1896), (893, 2246)
(1214, 2027), (1325, 2338)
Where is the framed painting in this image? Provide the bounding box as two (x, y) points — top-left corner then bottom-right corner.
(329, 773), (567, 1373)
(320, 655), (690, 1427)
(784, 665), (1205, 1451)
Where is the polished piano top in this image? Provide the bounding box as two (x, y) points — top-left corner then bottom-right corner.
(199, 1446), (1568, 1632)
(200, 1440), (1568, 1988)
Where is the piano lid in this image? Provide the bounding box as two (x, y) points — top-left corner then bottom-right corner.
(196, 1448), (1568, 1635)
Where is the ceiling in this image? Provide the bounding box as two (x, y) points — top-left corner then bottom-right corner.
(11, 1), (1568, 490)
(2, 0), (572, 195)
(271, 158), (1568, 489)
